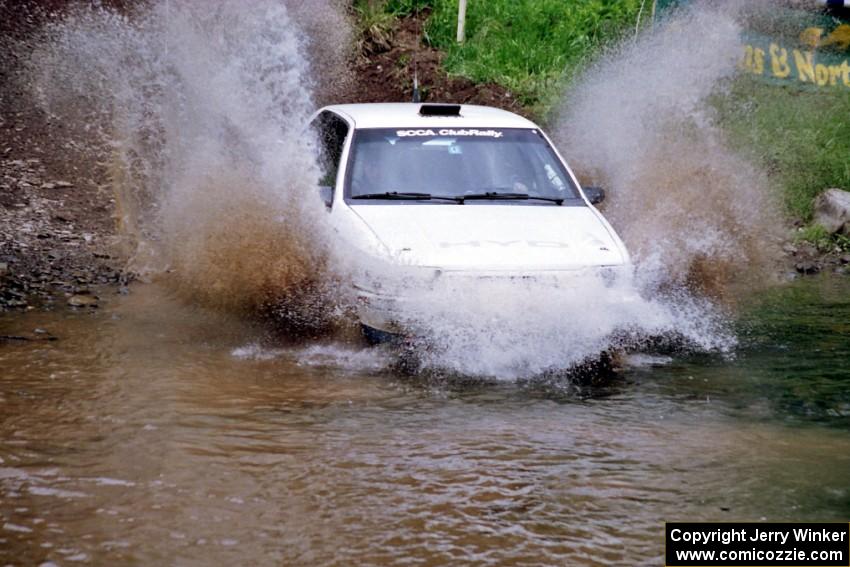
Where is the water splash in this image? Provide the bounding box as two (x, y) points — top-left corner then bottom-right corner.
(554, 1), (784, 297)
(294, 343), (393, 373)
(394, 271), (734, 380)
(27, 0), (347, 330)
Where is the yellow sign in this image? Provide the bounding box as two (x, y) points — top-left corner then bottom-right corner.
(740, 26), (850, 89)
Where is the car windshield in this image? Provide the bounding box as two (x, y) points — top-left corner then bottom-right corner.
(346, 128), (580, 202)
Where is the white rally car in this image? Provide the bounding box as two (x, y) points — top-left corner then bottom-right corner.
(309, 103), (632, 343)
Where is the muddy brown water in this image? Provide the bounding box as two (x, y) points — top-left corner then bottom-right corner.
(1, 277), (849, 566)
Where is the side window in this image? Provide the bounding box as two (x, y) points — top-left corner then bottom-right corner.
(312, 111), (349, 189)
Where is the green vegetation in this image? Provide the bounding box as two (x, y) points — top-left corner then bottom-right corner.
(794, 224), (850, 253)
(379, 0), (645, 112)
(353, 0), (397, 53)
(715, 79), (850, 220)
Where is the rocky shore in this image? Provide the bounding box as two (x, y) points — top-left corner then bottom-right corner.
(786, 188), (850, 276)
(0, 154), (124, 311)
(784, 241), (850, 276)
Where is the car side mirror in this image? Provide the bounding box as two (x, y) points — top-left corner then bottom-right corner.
(318, 185), (333, 209)
(584, 186), (605, 205)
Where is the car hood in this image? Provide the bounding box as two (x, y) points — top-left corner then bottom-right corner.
(349, 204), (626, 271)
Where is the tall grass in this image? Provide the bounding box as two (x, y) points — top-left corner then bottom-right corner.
(714, 78), (850, 219)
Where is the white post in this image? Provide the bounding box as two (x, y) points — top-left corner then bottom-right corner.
(635, 0), (647, 38)
(457, 0), (468, 43)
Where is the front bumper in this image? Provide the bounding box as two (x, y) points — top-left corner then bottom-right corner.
(353, 265), (638, 335)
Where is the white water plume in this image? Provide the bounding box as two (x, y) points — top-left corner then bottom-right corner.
(28, 0), (347, 328)
(394, 272), (734, 380)
(554, 1), (784, 296)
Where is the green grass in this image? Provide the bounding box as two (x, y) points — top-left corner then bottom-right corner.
(382, 0), (645, 113)
(714, 78), (850, 220)
(795, 224), (850, 253)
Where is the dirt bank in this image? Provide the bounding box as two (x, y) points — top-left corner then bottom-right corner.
(334, 10), (526, 115)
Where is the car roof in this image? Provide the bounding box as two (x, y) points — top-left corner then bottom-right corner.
(321, 103), (538, 130)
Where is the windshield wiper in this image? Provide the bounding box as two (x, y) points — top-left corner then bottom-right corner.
(463, 191), (564, 205)
(350, 190), (562, 205)
(351, 192), (463, 203)
(352, 191), (429, 200)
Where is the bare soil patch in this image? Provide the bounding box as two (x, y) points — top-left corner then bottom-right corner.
(334, 10), (527, 116)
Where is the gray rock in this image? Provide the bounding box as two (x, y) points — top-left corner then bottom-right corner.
(68, 294), (98, 307)
(795, 261), (820, 274)
(813, 188), (850, 235)
(794, 242), (818, 259)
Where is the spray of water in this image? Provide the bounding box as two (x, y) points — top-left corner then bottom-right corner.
(396, 274), (734, 380)
(285, 0), (354, 105)
(554, 1), (784, 297)
(27, 0), (350, 329)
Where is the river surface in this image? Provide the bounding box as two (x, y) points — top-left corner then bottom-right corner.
(1, 276), (849, 566)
